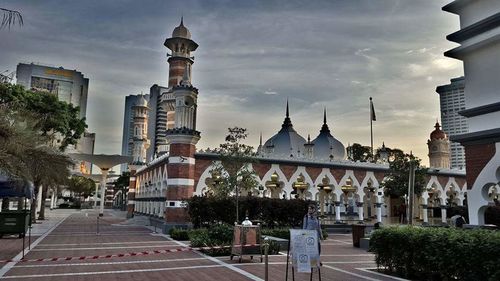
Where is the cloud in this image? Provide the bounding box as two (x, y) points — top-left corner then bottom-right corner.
(0, 0), (464, 166)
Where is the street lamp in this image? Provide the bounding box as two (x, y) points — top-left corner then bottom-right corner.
(317, 176), (333, 216)
(341, 179), (356, 218)
(292, 174), (309, 199)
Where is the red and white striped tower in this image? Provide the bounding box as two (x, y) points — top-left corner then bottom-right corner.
(164, 65), (200, 227)
(126, 95), (150, 218)
(164, 17), (198, 88)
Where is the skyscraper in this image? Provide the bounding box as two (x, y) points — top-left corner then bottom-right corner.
(16, 62), (95, 174)
(16, 63), (89, 119)
(436, 77), (467, 170)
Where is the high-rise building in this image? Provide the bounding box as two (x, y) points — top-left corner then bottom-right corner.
(436, 77), (467, 169)
(16, 63), (89, 119)
(16, 63), (95, 174)
(121, 94), (149, 172)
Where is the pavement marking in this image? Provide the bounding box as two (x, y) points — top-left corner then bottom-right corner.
(163, 234), (264, 281)
(37, 241), (177, 247)
(321, 254), (374, 257)
(356, 268), (411, 281)
(322, 264), (381, 281)
(31, 245), (182, 251)
(0, 214), (70, 278)
(327, 239), (352, 244)
(0, 264), (223, 279)
(14, 257), (207, 268)
(47, 232), (151, 237)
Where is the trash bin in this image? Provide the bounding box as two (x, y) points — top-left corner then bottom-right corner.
(0, 210), (30, 238)
(351, 224), (366, 248)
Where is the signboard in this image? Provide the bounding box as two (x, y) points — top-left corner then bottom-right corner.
(289, 229), (319, 273)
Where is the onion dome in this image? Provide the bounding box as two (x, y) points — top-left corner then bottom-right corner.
(263, 101), (307, 158)
(430, 122), (447, 140)
(311, 109), (346, 160)
(172, 17), (191, 39)
(134, 95), (148, 108)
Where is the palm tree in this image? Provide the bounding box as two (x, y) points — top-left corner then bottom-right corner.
(0, 8), (23, 30)
(22, 146), (72, 221)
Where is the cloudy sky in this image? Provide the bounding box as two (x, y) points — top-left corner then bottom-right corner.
(1, 0), (463, 167)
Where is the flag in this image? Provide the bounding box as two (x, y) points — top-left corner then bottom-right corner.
(370, 97), (376, 121)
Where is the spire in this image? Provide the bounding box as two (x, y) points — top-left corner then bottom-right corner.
(308, 134), (311, 142)
(259, 132), (262, 146)
(286, 99), (289, 118)
(180, 16), (184, 26)
(320, 108), (330, 133)
(281, 99), (293, 129)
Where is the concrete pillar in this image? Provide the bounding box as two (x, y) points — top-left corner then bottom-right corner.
(375, 203), (382, 223)
(334, 201), (341, 223)
(94, 182), (99, 209)
(50, 190), (56, 209)
(422, 204), (429, 225)
(441, 205), (447, 224)
(36, 186), (43, 213)
(99, 169), (109, 216)
(357, 202), (364, 222)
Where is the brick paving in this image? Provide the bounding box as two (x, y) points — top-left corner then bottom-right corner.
(0, 210), (407, 281)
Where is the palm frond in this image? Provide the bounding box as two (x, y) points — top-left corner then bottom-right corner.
(1, 8), (23, 30)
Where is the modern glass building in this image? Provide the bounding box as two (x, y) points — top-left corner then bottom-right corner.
(16, 63), (89, 119)
(436, 77), (467, 170)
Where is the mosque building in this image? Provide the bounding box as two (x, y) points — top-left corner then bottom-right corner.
(125, 19), (467, 231)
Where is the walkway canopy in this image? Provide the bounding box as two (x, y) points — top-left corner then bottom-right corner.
(0, 175), (34, 199)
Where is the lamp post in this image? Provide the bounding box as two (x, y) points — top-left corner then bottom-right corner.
(341, 179), (356, 220)
(317, 176), (333, 217)
(292, 174), (308, 200)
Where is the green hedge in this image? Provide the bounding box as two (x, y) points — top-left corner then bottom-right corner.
(187, 196), (311, 228)
(370, 226), (500, 280)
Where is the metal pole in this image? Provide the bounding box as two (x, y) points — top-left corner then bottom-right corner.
(407, 159), (415, 225)
(96, 216), (100, 235)
(370, 97), (374, 162)
(264, 238), (269, 281)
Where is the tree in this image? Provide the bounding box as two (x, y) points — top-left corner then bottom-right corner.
(67, 176), (95, 204)
(347, 143), (372, 162)
(381, 150), (427, 198)
(113, 172), (130, 209)
(22, 146), (73, 220)
(0, 83), (87, 151)
(0, 8), (23, 30)
(211, 127), (260, 223)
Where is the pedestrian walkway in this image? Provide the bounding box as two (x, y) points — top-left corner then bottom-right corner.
(0, 210), (408, 281)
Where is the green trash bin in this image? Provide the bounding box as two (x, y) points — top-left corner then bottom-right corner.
(351, 224), (366, 248)
(0, 210), (30, 238)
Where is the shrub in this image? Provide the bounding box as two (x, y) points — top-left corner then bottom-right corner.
(370, 226), (500, 280)
(189, 223), (234, 256)
(169, 228), (190, 241)
(187, 196), (311, 228)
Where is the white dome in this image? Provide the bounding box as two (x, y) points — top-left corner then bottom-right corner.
(311, 111), (345, 160)
(263, 102), (307, 158)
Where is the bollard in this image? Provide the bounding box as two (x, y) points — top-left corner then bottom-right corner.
(264, 237), (269, 281)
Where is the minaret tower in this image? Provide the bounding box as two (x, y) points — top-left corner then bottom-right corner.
(427, 121), (451, 169)
(132, 95), (150, 164)
(164, 17), (198, 88)
(127, 95), (150, 218)
(159, 18), (199, 156)
(164, 63), (200, 227)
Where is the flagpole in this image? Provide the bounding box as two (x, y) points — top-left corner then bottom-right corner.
(370, 97), (374, 162)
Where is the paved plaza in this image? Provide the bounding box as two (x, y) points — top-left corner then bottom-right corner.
(0, 209), (407, 281)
